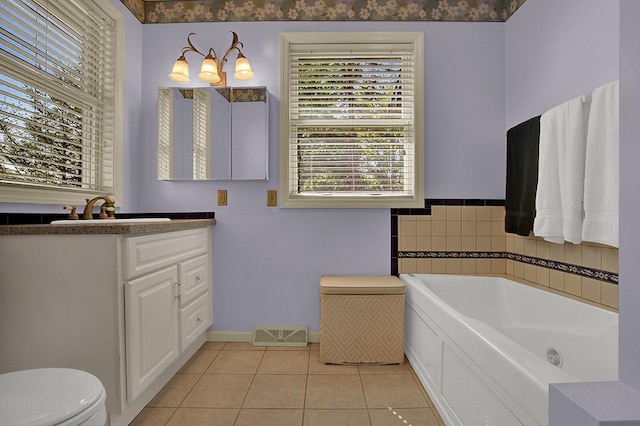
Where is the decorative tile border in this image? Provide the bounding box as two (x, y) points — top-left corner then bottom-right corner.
(505, 252), (619, 285)
(121, 0), (527, 24)
(397, 250), (619, 285)
(400, 251), (505, 259)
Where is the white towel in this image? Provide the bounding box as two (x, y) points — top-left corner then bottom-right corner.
(582, 80), (619, 247)
(533, 95), (591, 244)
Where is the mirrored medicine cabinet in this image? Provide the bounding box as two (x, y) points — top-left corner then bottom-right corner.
(157, 86), (269, 180)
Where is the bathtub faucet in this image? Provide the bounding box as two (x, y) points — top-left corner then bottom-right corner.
(82, 195), (116, 220)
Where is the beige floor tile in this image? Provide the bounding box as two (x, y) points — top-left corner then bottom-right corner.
(358, 363), (411, 375)
(305, 375), (366, 409)
(181, 374), (253, 408)
(310, 343), (320, 351)
(303, 409), (371, 426)
(308, 351), (359, 375)
(410, 374), (433, 405)
(222, 342), (266, 351)
(243, 375), (307, 408)
(179, 350), (220, 374)
(258, 350), (309, 374)
(235, 409), (303, 426)
(165, 408), (238, 426)
(129, 407), (175, 425)
(201, 341), (226, 350)
(205, 350), (263, 374)
(148, 374), (201, 407)
(361, 375), (429, 408)
(369, 408), (439, 426)
(266, 345), (310, 351)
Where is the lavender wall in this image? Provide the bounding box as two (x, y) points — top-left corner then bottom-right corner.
(505, 0), (619, 129)
(138, 21), (505, 332)
(619, 0), (640, 392)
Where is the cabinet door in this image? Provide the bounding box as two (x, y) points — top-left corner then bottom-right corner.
(125, 267), (179, 402)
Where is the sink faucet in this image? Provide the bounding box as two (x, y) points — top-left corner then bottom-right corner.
(82, 195), (116, 220)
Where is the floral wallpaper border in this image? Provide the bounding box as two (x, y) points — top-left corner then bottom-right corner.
(120, 0), (526, 24)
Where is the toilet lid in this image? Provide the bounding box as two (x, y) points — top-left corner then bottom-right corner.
(0, 368), (106, 426)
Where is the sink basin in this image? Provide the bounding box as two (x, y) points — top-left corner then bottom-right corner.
(51, 218), (171, 225)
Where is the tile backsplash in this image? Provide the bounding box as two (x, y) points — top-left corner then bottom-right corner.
(393, 200), (619, 310)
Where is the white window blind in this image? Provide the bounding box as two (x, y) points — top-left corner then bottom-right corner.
(157, 87), (173, 180)
(192, 87), (210, 180)
(280, 33), (424, 208)
(0, 0), (119, 202)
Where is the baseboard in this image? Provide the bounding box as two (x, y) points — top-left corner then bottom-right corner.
(207, 330), (320, 343)
(206, 331), (252, 342)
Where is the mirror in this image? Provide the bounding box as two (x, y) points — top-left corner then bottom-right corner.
(157, 86), (269, 180)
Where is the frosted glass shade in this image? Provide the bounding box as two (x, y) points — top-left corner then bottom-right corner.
(198, 54), (221, 83)
(234, 55), (254, 80)
(168, 57), (190, 83)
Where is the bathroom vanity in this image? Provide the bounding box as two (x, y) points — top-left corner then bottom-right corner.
(0, 220), (215, 426)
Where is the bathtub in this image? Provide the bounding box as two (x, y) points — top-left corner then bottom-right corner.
(400, 274), (618, 426)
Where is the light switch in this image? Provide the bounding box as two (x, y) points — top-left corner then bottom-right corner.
(217, 190), (228, 206)
(267, 190), (277, 207)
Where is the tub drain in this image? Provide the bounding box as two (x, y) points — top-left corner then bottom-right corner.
(546, 348), (563, 368)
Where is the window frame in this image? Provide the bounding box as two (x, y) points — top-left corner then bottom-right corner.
(279, 32), (424, 208)
(0, 0), (124, 206)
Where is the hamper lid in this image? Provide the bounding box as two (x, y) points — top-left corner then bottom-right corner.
(320, 275), (405, 295)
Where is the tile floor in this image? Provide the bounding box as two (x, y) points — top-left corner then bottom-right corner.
(130, 342), (445, 426)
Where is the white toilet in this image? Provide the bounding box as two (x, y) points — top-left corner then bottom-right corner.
(0, 368), (107, 426)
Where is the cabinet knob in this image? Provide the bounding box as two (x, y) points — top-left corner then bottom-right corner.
(196, 315), (203, 323)
(175, 294), (181, 300)
(195, 274), (201, 282)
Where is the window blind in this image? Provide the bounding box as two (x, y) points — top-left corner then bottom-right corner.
(157, 87), (173, 180)
(0, 0), (116, 193)
(192, 87), (209, 180)
(286, 42), (417, 200)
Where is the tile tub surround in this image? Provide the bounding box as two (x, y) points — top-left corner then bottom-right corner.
(393, 200), (619, 310)
(130, 342), (444, 426)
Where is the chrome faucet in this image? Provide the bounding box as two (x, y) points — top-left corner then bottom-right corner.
(82, 195), (116, 220)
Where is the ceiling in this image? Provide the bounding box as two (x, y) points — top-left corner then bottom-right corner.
(120, 0), (526, 24)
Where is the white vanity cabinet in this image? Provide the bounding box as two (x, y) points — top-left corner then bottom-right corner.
(0, 223), (214, 426)
(124, 229), (212, 402)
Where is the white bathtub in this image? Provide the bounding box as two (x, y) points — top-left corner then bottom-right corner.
(400, 273), (618, 426)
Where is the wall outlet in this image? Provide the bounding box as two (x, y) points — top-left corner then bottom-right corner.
(217, 189), (228, 206)
(267, 190), (277, 207)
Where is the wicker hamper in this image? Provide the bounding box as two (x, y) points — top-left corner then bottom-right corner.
(319, 275), (405, 364)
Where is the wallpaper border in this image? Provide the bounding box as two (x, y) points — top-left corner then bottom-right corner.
(121, 0), (527, 24)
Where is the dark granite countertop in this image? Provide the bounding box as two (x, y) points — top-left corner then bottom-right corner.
(0, 218), (216, 235)
(0, 212), (216, 235)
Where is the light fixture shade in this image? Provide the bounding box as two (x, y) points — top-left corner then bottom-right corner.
(168, 57), (190, 83)
(234, 54), (254, 80)
(198, 54), (221, 84)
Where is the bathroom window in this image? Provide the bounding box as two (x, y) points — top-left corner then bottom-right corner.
(280, 32), (424, 208)
(0, 0), (123, 205)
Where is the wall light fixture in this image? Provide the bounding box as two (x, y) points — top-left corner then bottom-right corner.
(168, 32), (254, 86)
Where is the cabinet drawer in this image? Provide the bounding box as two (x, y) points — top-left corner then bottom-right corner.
(179, 255), (211, 306)
(125, 228), (209, 279)
(179, 292), (212, 352)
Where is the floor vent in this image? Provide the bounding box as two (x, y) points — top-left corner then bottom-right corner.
(252, 326), (308, 346)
